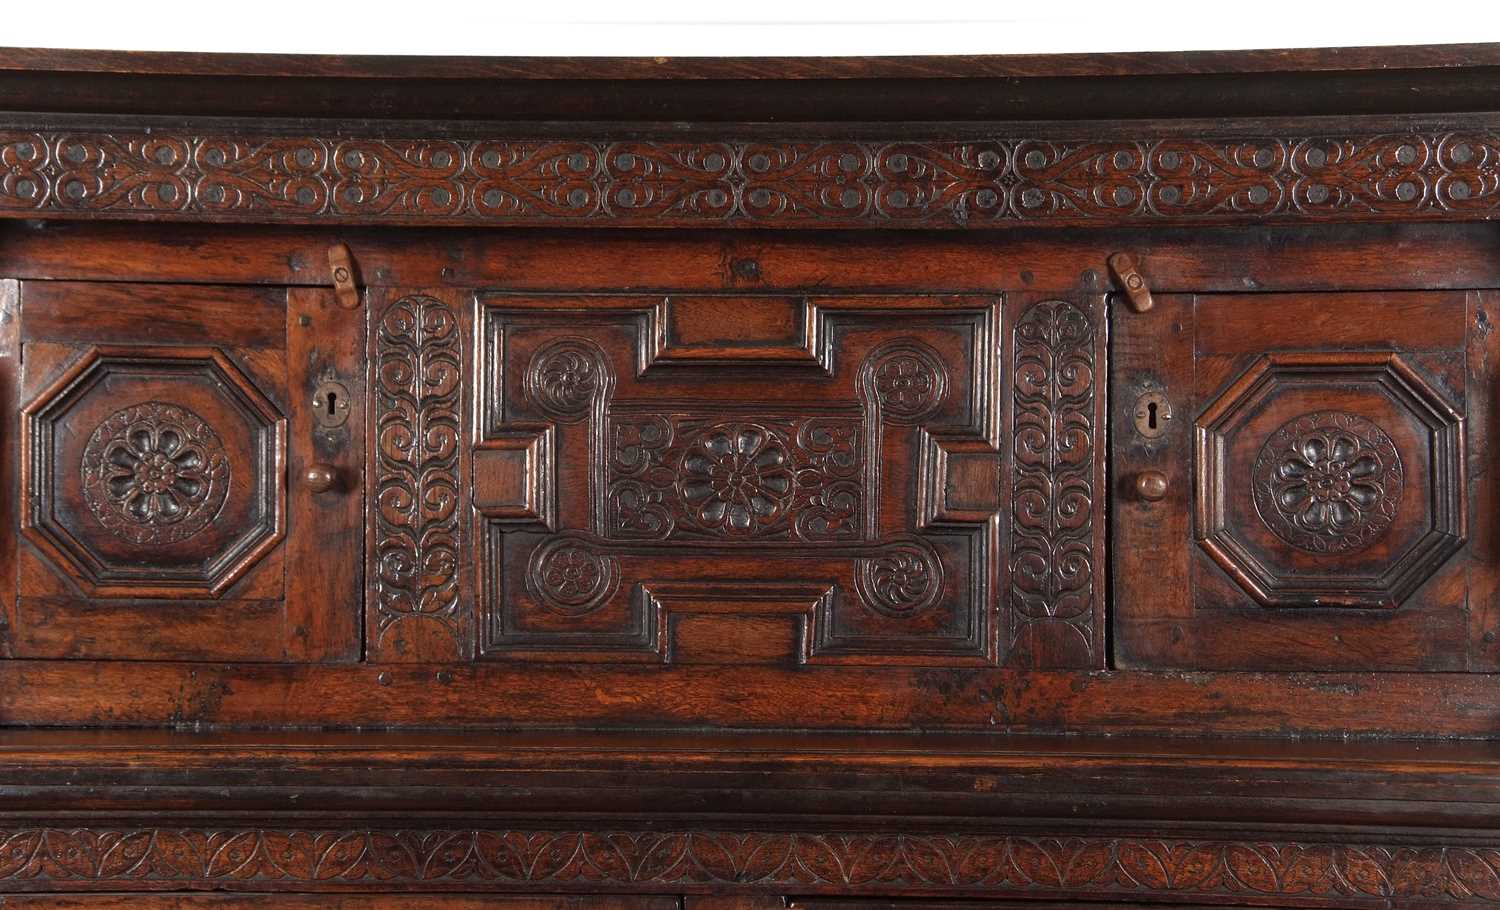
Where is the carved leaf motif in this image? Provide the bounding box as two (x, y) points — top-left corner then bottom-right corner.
(43, 829), (99, 878)
(530, 832), (585, 881)
(1447, 850), (1500, 901)
(1338, 846), (1395, 896)
(145, 830), (204, 878)
(1225, 843), (1283, 893)
(97, 830), (154, 878)
(1118, 840), (1172, 890)
(740, 834), (796, 882)
(4, 827), (1500, 904)
(0, 830), (42, 877)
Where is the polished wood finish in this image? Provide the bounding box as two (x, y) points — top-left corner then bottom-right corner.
(4, 44), (1500, 909)
(1114, 291), (1494, 670)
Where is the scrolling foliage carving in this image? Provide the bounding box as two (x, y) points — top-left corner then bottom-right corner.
(1010, 300), (1098, 663)
(4, 131), (1500, 228)
(372, 294), (466, 656)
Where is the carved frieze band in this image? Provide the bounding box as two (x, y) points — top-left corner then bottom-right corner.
(1010, 300), (1098, 662)
(372, 294), (465, 653)
(2, 132), (1498, 227)
(2, 826), (1500, 904)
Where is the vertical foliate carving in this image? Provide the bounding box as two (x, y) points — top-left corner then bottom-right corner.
(1010, 300), (1098, 664)
(372, 294), (466, 658)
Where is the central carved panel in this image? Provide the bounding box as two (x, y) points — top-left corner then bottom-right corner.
(605, 413), (864, 542)
(475, 294), (1001, 665)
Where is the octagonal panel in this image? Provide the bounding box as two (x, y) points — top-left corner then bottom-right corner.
(1195, 351), (1465, 608)
(21, 345), (286, 598)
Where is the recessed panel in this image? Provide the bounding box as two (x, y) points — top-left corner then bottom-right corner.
(475, 294), (1002, 666)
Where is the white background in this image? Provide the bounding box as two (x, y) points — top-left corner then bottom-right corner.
(4, 0), (1499, 56)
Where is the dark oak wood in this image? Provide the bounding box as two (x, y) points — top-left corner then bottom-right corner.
(0, 897), (679, 909)
(5, 119), (1500, 229)
(3, 44), (1500, 909)
(1114, 291), (1494, 670)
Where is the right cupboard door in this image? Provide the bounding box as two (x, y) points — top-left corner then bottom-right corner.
(1112, 290), (1500, 671)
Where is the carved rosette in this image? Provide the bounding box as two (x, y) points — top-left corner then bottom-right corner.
(605, 415), (862, 542)
(860, 339), (948, 423)
(1253, 411), (1405, 554)
(854, 539), (943, 618)
(524, 337), (611, 422)
(526, 535), (619, 615)
(1010, 300), (1097, 657)
(79, 402), (230, 545)
(8, 131), (1500, 228)
(677, 423), (795, 536)
(373, 295), (463, 645)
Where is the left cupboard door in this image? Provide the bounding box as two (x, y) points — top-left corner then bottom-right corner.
(0, 280), (363, 661)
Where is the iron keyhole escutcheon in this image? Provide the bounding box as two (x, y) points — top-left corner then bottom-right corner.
(1133, 390), (1172, 440)
(313, 378), (352, 429)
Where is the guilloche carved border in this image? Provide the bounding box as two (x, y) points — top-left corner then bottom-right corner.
(1, 131), (1498, 228)
(2, 826), (1500, 905)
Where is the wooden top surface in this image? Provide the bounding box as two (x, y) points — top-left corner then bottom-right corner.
(2, 43), (1498, 79)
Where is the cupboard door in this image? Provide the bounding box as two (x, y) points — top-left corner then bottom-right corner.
(1112, 290), (1495, 671)
(5, 281), (362, 661)
(367, 289), (1007, 666)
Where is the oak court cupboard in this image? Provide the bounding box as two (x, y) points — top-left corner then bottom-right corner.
(1, 42), (1500, 909)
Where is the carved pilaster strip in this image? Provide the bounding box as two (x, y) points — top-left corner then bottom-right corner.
(368, 290), (471, 660)
(1007, 298), (1104, 667)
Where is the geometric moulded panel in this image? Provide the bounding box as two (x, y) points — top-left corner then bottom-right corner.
(473, 294), (1004, 666)
(1196, 351), (1465, 608)
(21, 345), (286, 598)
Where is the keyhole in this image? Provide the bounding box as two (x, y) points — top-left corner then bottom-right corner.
(325, 390), (338, 416)
(312, 379), (352, 428)
(1133, 390), (1170, 440)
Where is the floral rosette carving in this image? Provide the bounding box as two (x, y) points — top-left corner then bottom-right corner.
(1253, 411), (1404, 554)
(676, 423), (796, 537)
(80, 402), (230, 545)
(524, 337), (611, 423)
(860, 339), (949, 424)
(526, 535), (619, 615)
(855, 538), (943, 618)
(604, 415), (862, 543)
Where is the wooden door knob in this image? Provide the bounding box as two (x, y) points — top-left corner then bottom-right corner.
(304, 463), (340, 494)
(1136, 470), (1169, 502)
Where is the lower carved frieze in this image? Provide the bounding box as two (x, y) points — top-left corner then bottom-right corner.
(2, 826), (1500, 905)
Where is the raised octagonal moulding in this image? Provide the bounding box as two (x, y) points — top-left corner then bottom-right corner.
(1195, 351), (1465, 608)
(21, 345), (287, 598)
